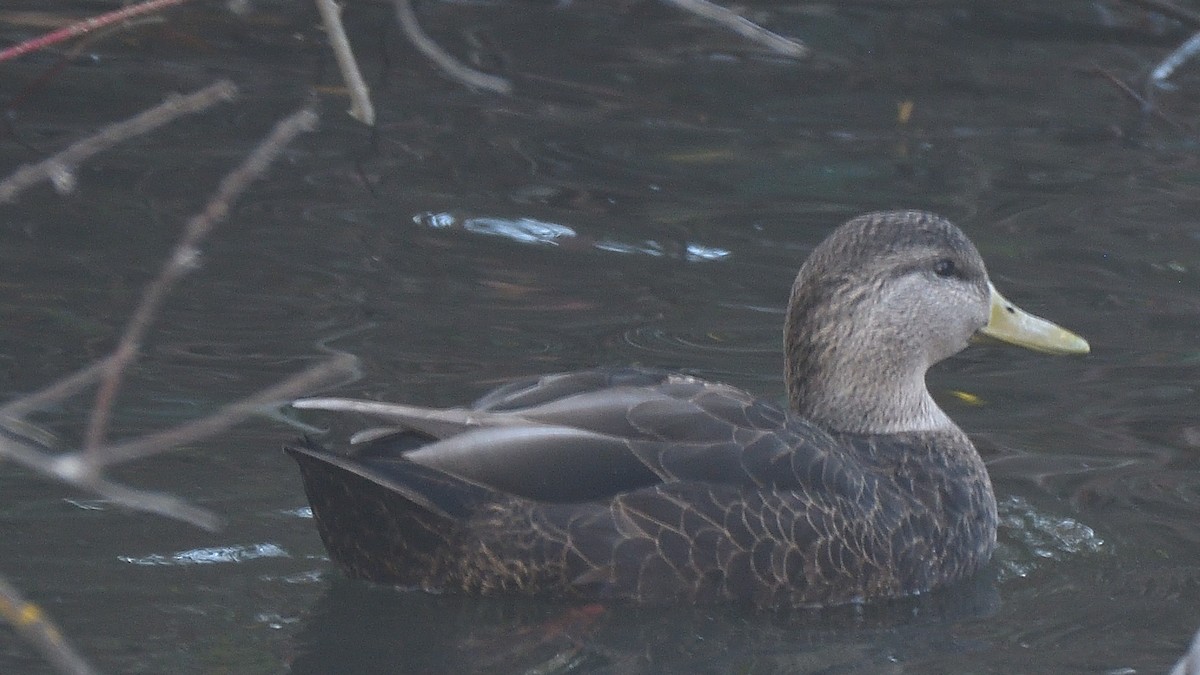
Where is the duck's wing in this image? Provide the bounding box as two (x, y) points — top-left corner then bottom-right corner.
(293, 367), (675, 440)
(472, 369), (842, 492)
(292, 367), (830, 503)
(468, 367), (675, 411)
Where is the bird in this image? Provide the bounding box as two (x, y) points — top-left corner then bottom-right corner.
(285, 210), (1089, 608)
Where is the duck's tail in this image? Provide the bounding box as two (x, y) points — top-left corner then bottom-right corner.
(285, 438), (497, 587)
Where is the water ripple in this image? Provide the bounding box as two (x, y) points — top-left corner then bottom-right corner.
(413, 211), (731, 261)
(462, 216), (576, 245)
(119, 542), (290, 566)
(621, 325), (777, 358)
(995, 495), (1106, 581)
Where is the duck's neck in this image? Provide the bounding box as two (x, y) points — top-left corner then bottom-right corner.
(788, 359), (953, 434)
(784, 286), (956, 435)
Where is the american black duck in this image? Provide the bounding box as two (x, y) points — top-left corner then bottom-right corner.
(286, 210), (1089, 608)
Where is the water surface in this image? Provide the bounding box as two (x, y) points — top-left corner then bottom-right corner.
(1, 2), (1198, 673)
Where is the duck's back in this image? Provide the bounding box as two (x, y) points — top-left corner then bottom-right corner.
(287, 367), (997, 607)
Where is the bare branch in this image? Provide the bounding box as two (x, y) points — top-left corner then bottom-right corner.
(0, 0), (191, 64)
(74, 471), (223, 530)
(0, 574), (96, 675)
(0, 428), (222, 530)
(0, 354), (354, 530)
(82, 106), (320, 454)
(90, 353), (359, 468)
(315, 0), (375, 125)
(1086, 64), (1185, 132)
(660, 0), (808, 58)
(392, 0), (513, 95)
(0, 80), (239, 203)
(0, 356), (116, 420)
(0, 44), (332, 671)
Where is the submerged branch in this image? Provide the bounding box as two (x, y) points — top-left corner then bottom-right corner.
(1086, 65), (1184, 133)
(660, 0), (808, 57)
(392, 0), (513, 94)
(315, 0), (375, 125)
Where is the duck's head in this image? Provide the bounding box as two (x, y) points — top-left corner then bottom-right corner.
(784, 210), (1088, 435)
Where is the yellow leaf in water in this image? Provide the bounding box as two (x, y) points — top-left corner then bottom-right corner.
(948, 390), (984, 406)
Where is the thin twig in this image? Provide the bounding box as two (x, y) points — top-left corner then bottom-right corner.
(0, 87), (332, 675)
(0, 574), (96, 675)
(90, 353), (359, 468)
(0, 80), (239, 203)
(1087, 64), (1185, 132)
(392, 0), (513, 94)
(79, 471), (223, 530)
(1091, 65), (1153, 107)
(0, 428), (221, 529)
(314, 0), (375, 125)
(6, 15), (170, 117)
(81, 107), (319, 454)
(0, 356), (116, 420)
(0, 0), (191, 63)
(0, 354), (354, 529)
(660, 0), (808, 57)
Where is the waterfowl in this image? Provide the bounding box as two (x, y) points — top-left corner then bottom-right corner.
(286, 210), (1089, 608)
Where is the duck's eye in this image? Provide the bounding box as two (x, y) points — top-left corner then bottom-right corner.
(933, 259), (957, 278)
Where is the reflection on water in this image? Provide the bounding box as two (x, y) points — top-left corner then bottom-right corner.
(119, 542), (291, 567)
(288, 574), (1001, 675)
(595, 239), (731, 262)
(1, 1), (1200, 673)
(414, 210), (733, 261)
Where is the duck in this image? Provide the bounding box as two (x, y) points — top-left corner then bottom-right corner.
(285, 210), (1089, 608)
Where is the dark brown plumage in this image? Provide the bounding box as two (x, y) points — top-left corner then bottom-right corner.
(286, 210), (1089, 608)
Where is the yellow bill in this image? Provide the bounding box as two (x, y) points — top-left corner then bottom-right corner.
(975, 282), (1090, 355)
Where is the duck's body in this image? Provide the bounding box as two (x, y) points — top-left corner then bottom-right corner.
(288, 211), (1088, 608)
(288, 367), (995, 607)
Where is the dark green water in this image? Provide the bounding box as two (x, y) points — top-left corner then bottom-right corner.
(1, 2), (1198, 672)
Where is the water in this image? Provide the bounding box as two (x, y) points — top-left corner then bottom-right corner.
(1, 2), (1198, 672)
